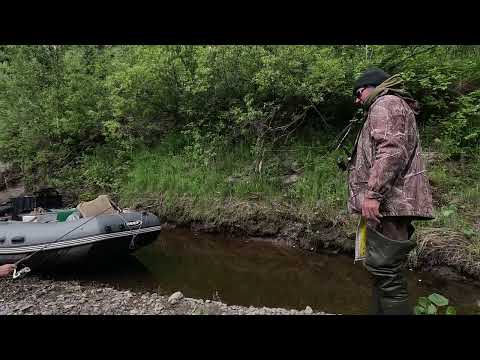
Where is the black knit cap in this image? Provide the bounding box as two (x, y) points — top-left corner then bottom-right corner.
(353, 67), (390, 96)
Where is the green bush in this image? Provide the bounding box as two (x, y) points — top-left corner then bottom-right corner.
(441, 90), (480, 158)
(0, 45), (478, 192)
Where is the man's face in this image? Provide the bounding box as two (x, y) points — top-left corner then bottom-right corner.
(355, 86), (373, 105)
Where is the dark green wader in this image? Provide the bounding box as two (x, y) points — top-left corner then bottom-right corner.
(363, 220), (416, 315)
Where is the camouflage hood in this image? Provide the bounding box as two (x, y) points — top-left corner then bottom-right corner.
(363, 74), (420, 114)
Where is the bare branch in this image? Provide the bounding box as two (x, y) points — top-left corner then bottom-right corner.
(307, 99), (330, 129)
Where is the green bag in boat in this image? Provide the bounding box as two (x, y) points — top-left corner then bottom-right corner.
(56, 209), (76, 222)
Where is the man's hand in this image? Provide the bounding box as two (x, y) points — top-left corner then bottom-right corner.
(0, 264), (16, 278)
(362, 198), (382, 224)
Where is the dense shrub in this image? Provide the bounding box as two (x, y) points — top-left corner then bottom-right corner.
(0, 45), (478, 191)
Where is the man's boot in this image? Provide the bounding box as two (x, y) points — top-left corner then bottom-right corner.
(369, 281), (384, 315)
(364, 225), (416, 315)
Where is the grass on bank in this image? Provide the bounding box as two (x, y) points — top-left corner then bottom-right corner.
(119, 135), (478, 236)
(120, 136), (348, 225)
(408, 149), (480, 276)
(424, 153), (480, 251)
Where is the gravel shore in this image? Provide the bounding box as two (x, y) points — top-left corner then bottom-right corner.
(0, 277), (332, 315)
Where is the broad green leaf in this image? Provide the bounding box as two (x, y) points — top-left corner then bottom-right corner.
(463, 229), (475, 237)
(445, 306), (457, 315)
(464, 132), (479, 141)
(442, 209), (454, 217)
(414, 305), (425, 315)
(426, 304), (438, 315)
(418, 297), (429, 308)
(428, 293), (449, 307)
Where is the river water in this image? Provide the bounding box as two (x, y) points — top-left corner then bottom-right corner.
(44, 228), (480, 315)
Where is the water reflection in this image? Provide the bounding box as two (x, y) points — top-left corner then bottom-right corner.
(42, 228), (480, 315)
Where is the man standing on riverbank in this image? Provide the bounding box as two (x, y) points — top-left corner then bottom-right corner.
(0, 264), (15, 278)
(348, 68), (434, 315)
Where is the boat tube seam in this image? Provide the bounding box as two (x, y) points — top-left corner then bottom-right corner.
(0, 226), (162, 254)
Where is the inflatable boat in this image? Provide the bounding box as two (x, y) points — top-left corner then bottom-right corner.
(0, 195), (161, 269)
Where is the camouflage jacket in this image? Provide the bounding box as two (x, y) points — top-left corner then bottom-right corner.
(347, 94), (434, 219)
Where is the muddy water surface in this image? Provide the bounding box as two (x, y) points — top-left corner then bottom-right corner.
(43, 228), (480, 315)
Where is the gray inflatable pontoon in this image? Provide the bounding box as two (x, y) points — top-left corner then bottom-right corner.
(0, 211), (161, 268)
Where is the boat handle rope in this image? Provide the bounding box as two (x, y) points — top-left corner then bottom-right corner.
(12, 266), (31, 280)
(129, 212), (144, 250)
(115, 211), (145, 250)
(12, 205), (115, 280)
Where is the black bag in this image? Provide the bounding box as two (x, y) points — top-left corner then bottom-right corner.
(11, 195), (36, 215)
(34, 187), (63, 209)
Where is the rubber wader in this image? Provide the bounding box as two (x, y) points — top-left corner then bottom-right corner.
(363, 224), (416, 315)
